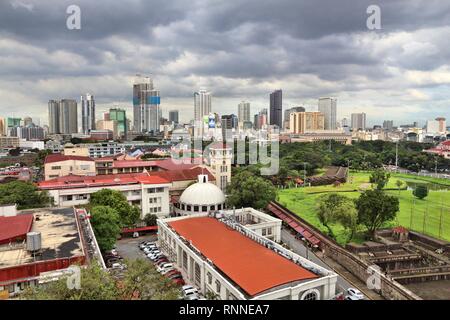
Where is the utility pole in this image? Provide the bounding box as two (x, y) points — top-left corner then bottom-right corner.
(395, 140), (399, 172)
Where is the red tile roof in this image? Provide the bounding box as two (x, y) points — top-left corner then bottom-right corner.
(94, 158), (203, 170)
(38, 173), (169, 189)
(0, 214), (34, 245)
(44, 153), (93, 164)
(152, 167), (215, 182)
(169, 217), (319, 297)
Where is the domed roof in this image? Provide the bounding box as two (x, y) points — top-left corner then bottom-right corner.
(180, 175), (225, 206)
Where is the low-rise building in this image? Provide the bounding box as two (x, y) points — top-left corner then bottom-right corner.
(157, 212), (337, 300)
(38, 173), (171, 219)
(0, 137), (20, 148)
(44, 154), (96, 180)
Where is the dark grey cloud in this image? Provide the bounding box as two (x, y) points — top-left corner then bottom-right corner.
(0, 0), (449, 124)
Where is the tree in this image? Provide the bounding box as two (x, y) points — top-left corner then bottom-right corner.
(120, 259), (180, 300)
(22, 264), (119, 300)
(143, 214), (158, 226)
(0, 181), (51, 209)
(355, 189), (399, 238)
(413, 185), (428, 200)
(90, 189), (140, 227)
(226, 171), (276, 209)
(315, 193), (354, 238)
(395, 180), (403, 194)
(369, 169), (390, 190)
(335, 200), (359, 241)
(90, 206), (122, 251)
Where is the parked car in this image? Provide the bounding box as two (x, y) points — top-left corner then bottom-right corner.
(346, 288), (364, 300)
(160, 267), (176, 275)
(110, 262), (125, 270)
(165, 269), (181, 277)
(182, 285), (198, 294)
(167, 273), (183, 280)
(148, 252), (162, 260)
(345, 295), (361, 300)
(155, 258), (169, 266)
(157, 263), (173, 272)
(172, 278), (185, 286)
(183, 288), (199, 299)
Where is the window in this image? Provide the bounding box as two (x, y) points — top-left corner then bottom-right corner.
(217, 204), (222, 210)
(300, 289), (319, 300)
(207, 272), (212, 285)
(267, 228), (272, 235)
(210, 205), (215, 211)
(51, 166), (61, 170)
(262, 228), (267, 236)
(187, 205), (191, 211)
(193, 206), (199, 212)
(195, 263), (201, 286)
(215, 280), (221, 294)
(182, 251), (188, 271)
(202, 206), (208, 212)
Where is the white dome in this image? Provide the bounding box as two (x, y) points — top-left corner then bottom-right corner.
(180, 175), (225, 206)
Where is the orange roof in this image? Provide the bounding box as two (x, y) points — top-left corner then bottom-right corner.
(169, 217), (319, 297)
(44, 153), (93, 164)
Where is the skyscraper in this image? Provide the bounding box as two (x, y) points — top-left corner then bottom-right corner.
(169, 110), (179, 124)
(238, 101), (251, 124)
(109, 108), (127, 138)
(289, 112), (325, 134)
(59, 99), (78, 134)
(318, 97), (337, 130)
(269, 90), (282, 128)
(383, 120), (394, 130)
(48, 99), (78, 134)
(194, 89), (211, 121)
(284, 106), (305, 129)
(351, 113), (366, 131)
(133, 75), (161, 133)
(81, 93), (95, 134)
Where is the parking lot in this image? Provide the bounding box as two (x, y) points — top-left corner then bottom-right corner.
(115, 234), (158, 260)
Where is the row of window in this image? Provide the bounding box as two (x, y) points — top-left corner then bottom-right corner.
(147, 187), (165, 193)
(176, 203), (223, 212)
(149, 207), (162, 213)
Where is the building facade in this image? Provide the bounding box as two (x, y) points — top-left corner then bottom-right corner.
(269, 90), (282, 128)
(169, 110), (179, 125)
(289, 112), (325, 134)
(238, 101), (251, 125)
(44, 154), (96, 180)
(133, 75), (161, 133)
(48, 99), (78, 134)
(351, 113), (366, 131)
(81, 93), (96, 134)
(318, 97), (337, 130)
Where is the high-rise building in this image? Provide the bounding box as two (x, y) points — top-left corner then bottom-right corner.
(289, 112), (325, 134)
(81, 93), (95, 134)
(48, 99), (78, 134)
(351, 113), (366, 131)
(318, 97), (337, 130)
(284, 106), (305, 129)
(48, 100), (60, 134)
(269, 90), (282, 128)
(194, 89), (211, 121)
(169, 110), (179, 124)
(436, 117), (446, 134)
(238, 101), (251, 124)
(383, 120), (394, 131)
(133, 75), (161, 133)
(96, 120), (118, 138)
(23, 116), (33, 126)
(255, 108), (268, 130)
(9, 124), (45, 140)
(109, 108), (127, 138)
(0, 118), (5, 135)
(59, 99), (78, 134)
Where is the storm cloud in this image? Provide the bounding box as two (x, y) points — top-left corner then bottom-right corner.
(0, 0), (449, 125)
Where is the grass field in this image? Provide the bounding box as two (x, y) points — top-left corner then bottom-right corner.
(277, 172), (450, 245)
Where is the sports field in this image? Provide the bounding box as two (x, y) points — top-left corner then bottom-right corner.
(277, 172), (450, 245)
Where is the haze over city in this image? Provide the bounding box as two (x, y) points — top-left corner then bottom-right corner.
(0, 0), (449, 126)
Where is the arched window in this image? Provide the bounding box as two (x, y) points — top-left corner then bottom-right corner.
(300, 289), (320, 300)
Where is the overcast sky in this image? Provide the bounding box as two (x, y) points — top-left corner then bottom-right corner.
(0, 0), (449, 126)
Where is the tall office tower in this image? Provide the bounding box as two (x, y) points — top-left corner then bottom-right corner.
(194, 89), (211, 121)
(59, 99), (78, 134)
(81, 93), (96, 134)
(109, 108), (127, 138)
(23, 116), (33, 126)
(133, 75), (161, 133)
(289, 112), (325, 134)
(169, 110), (179, 124)
(436, 117), (446, 134)
(351, 113), (366, 131)
(255, 108), (268, 129)
(341, 118), (349, 127)
(284, 106), (306, 129)
(48, 100), (60, 134)
(269, 90), (282, 127)
(383, 120), (394, 131)
(0, 118), (4, 135)
(238, 101), (251, 124)
(318, 97), (337, 130)
(6, 117), (22, 136)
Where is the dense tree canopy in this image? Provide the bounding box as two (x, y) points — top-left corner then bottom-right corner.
(355, 189), (399, 238)
(226, 171), (277, 209)
(90, 206), (122, 251)
(89, 189), (140, 227)
(0, 181), (51, 209)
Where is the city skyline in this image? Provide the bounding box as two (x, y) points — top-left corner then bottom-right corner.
(0, 1), (450, 125)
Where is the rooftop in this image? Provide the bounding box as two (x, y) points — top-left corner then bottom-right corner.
(38, 173), (169, 189)
(44, 153), (93, 164)
(0, 214), (33, 245)
(168, 217), (319, 297)
(0, 208), (83, 269)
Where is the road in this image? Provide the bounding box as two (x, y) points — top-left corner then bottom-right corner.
(281, 228), (353, 293)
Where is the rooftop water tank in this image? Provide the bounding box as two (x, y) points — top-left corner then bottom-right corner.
(26, 232), (42, 252)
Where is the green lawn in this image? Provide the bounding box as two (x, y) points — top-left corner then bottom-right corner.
(277, 172), (450, 245)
